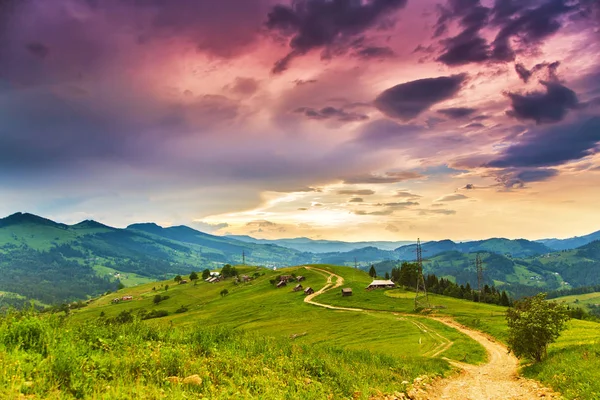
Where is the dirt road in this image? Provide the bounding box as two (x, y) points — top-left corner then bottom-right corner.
(303, 267), (561, 400)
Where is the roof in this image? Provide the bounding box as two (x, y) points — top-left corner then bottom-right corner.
(368, 280), (395, 286)
(342, 288), (353, 293)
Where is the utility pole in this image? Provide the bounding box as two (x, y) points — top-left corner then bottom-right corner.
(476, 253), (484, 303)
(242, 250), (245, 265)
(354, 257), (358, 269)
(414, 238), (430, 310)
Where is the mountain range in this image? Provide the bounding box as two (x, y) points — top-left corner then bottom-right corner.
(0, 212), (599, 306)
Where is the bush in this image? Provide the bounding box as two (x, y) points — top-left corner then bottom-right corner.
(175, 306), (189, 313)
(141, 310), (169, 320)
(506, 293), (570, 362)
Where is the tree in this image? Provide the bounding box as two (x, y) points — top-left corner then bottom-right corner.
(398, 262), (419, 288)
(153, 294), (163, 304)
(117, 281), (125, 290)
(220, 289), (229, 297)
(174, 275), (182, 283)
(369, 265), (377, 278)
(202, 269), (210, 280)
(189, 271), (198, 282)
(506, 293), (570, 362)
(164, 285), (169, 291)
(385, 272), (390, 280)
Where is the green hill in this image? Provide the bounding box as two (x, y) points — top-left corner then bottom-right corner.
(2, 264), (598, 399)
(0, 213), (314, 305)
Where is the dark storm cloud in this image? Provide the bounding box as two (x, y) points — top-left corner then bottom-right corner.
(293, 106), (369, 122)
(514, 61), (560, 83)
(354, 46), (396, 59)
(131, 0), (270, 58)
(434, 0), (584, 66)
(266, 0), (407, 73)
(349, 197), (364, 203)
(343, 171), (423, 184)
(487, 117), (600, 168)
(506, 81), (579, 124)
(437, 107), (477, 119)
(374, 74), (467, 121)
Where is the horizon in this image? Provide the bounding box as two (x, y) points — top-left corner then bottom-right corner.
(1, 0), (599, 242)
(2, 210), (597, 243)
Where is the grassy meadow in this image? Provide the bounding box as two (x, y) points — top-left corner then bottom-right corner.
(1, 263), (599, 399)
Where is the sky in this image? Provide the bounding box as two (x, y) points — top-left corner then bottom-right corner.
(1, 0), (599, 242)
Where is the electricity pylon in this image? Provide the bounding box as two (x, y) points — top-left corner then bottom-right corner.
(414, 238), (430, 310)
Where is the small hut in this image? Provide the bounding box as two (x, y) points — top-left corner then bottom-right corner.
(341, 288), (353, 296)
(296, 276), (306, 282)
(304, 287), (315, 295)
(277, 280), (287, 288)
(293, 283), (303, 292)
(280, 275), (293, 282)
(366, 280), (395, 290)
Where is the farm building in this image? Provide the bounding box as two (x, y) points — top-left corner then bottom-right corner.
(241, 275), (251, 282)
(179, 279), (188, 284)
(279, 275), (293, 282)
(209, 272), (221, 277)
(276, 280), (287, 288)
(366, 280), (395, 290)
(293, 284), (303, 292)
(121, 295), (133, 301)
(341, 288), (353, 296)
(296, 276), (306, 282)
(304, 287), (315, 295)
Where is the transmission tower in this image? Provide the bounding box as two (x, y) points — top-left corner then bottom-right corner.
(476, 254), (485, 302)
(242, 250), (246, 265)
(414, 238), (430, 310)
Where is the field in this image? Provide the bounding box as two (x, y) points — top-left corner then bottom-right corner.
(2, 264), (599, 399)
(550, 291), (600, 312)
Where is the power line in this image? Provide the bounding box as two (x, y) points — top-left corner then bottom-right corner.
(414, 238), (430, 310)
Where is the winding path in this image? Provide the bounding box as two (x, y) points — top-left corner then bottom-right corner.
(303, 267), (560, 400)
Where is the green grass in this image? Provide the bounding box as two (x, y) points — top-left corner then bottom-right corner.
(0, 312), (450, 399)
(522, 319), (600, 399)
(92, 265), (155, 287)
(76, 265), (485, 364)
(551, 291), (600, 312)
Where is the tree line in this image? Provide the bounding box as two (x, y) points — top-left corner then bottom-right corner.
(387, 262), (512, 307)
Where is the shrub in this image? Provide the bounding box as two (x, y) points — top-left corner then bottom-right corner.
(506, 293), (570, 362)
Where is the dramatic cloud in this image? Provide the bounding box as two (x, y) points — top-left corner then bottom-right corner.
(338, 189), (376, 196)
(266, 0), (407, 73)
(435, 0), (586, 66)
(506, 81), (579, 124)
(487, 117), (600, 168)
(354, 46), (396, 59)
(343, 171), (423, 184)
(293, 106), (369, 122)
(436, 194), (469, 202)
(437, 107), (477, 119)
(514, 61), (560, 83)
(374, 74), (467, 120)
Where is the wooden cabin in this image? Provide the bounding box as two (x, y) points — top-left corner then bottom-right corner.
(366, 280), (395, 290)
(304, 287), (315, 295)
(341, 288), (353, 296)
(293, 284), (303, 292)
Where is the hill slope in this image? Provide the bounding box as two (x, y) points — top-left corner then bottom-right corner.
(0, 213), (314, 304)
